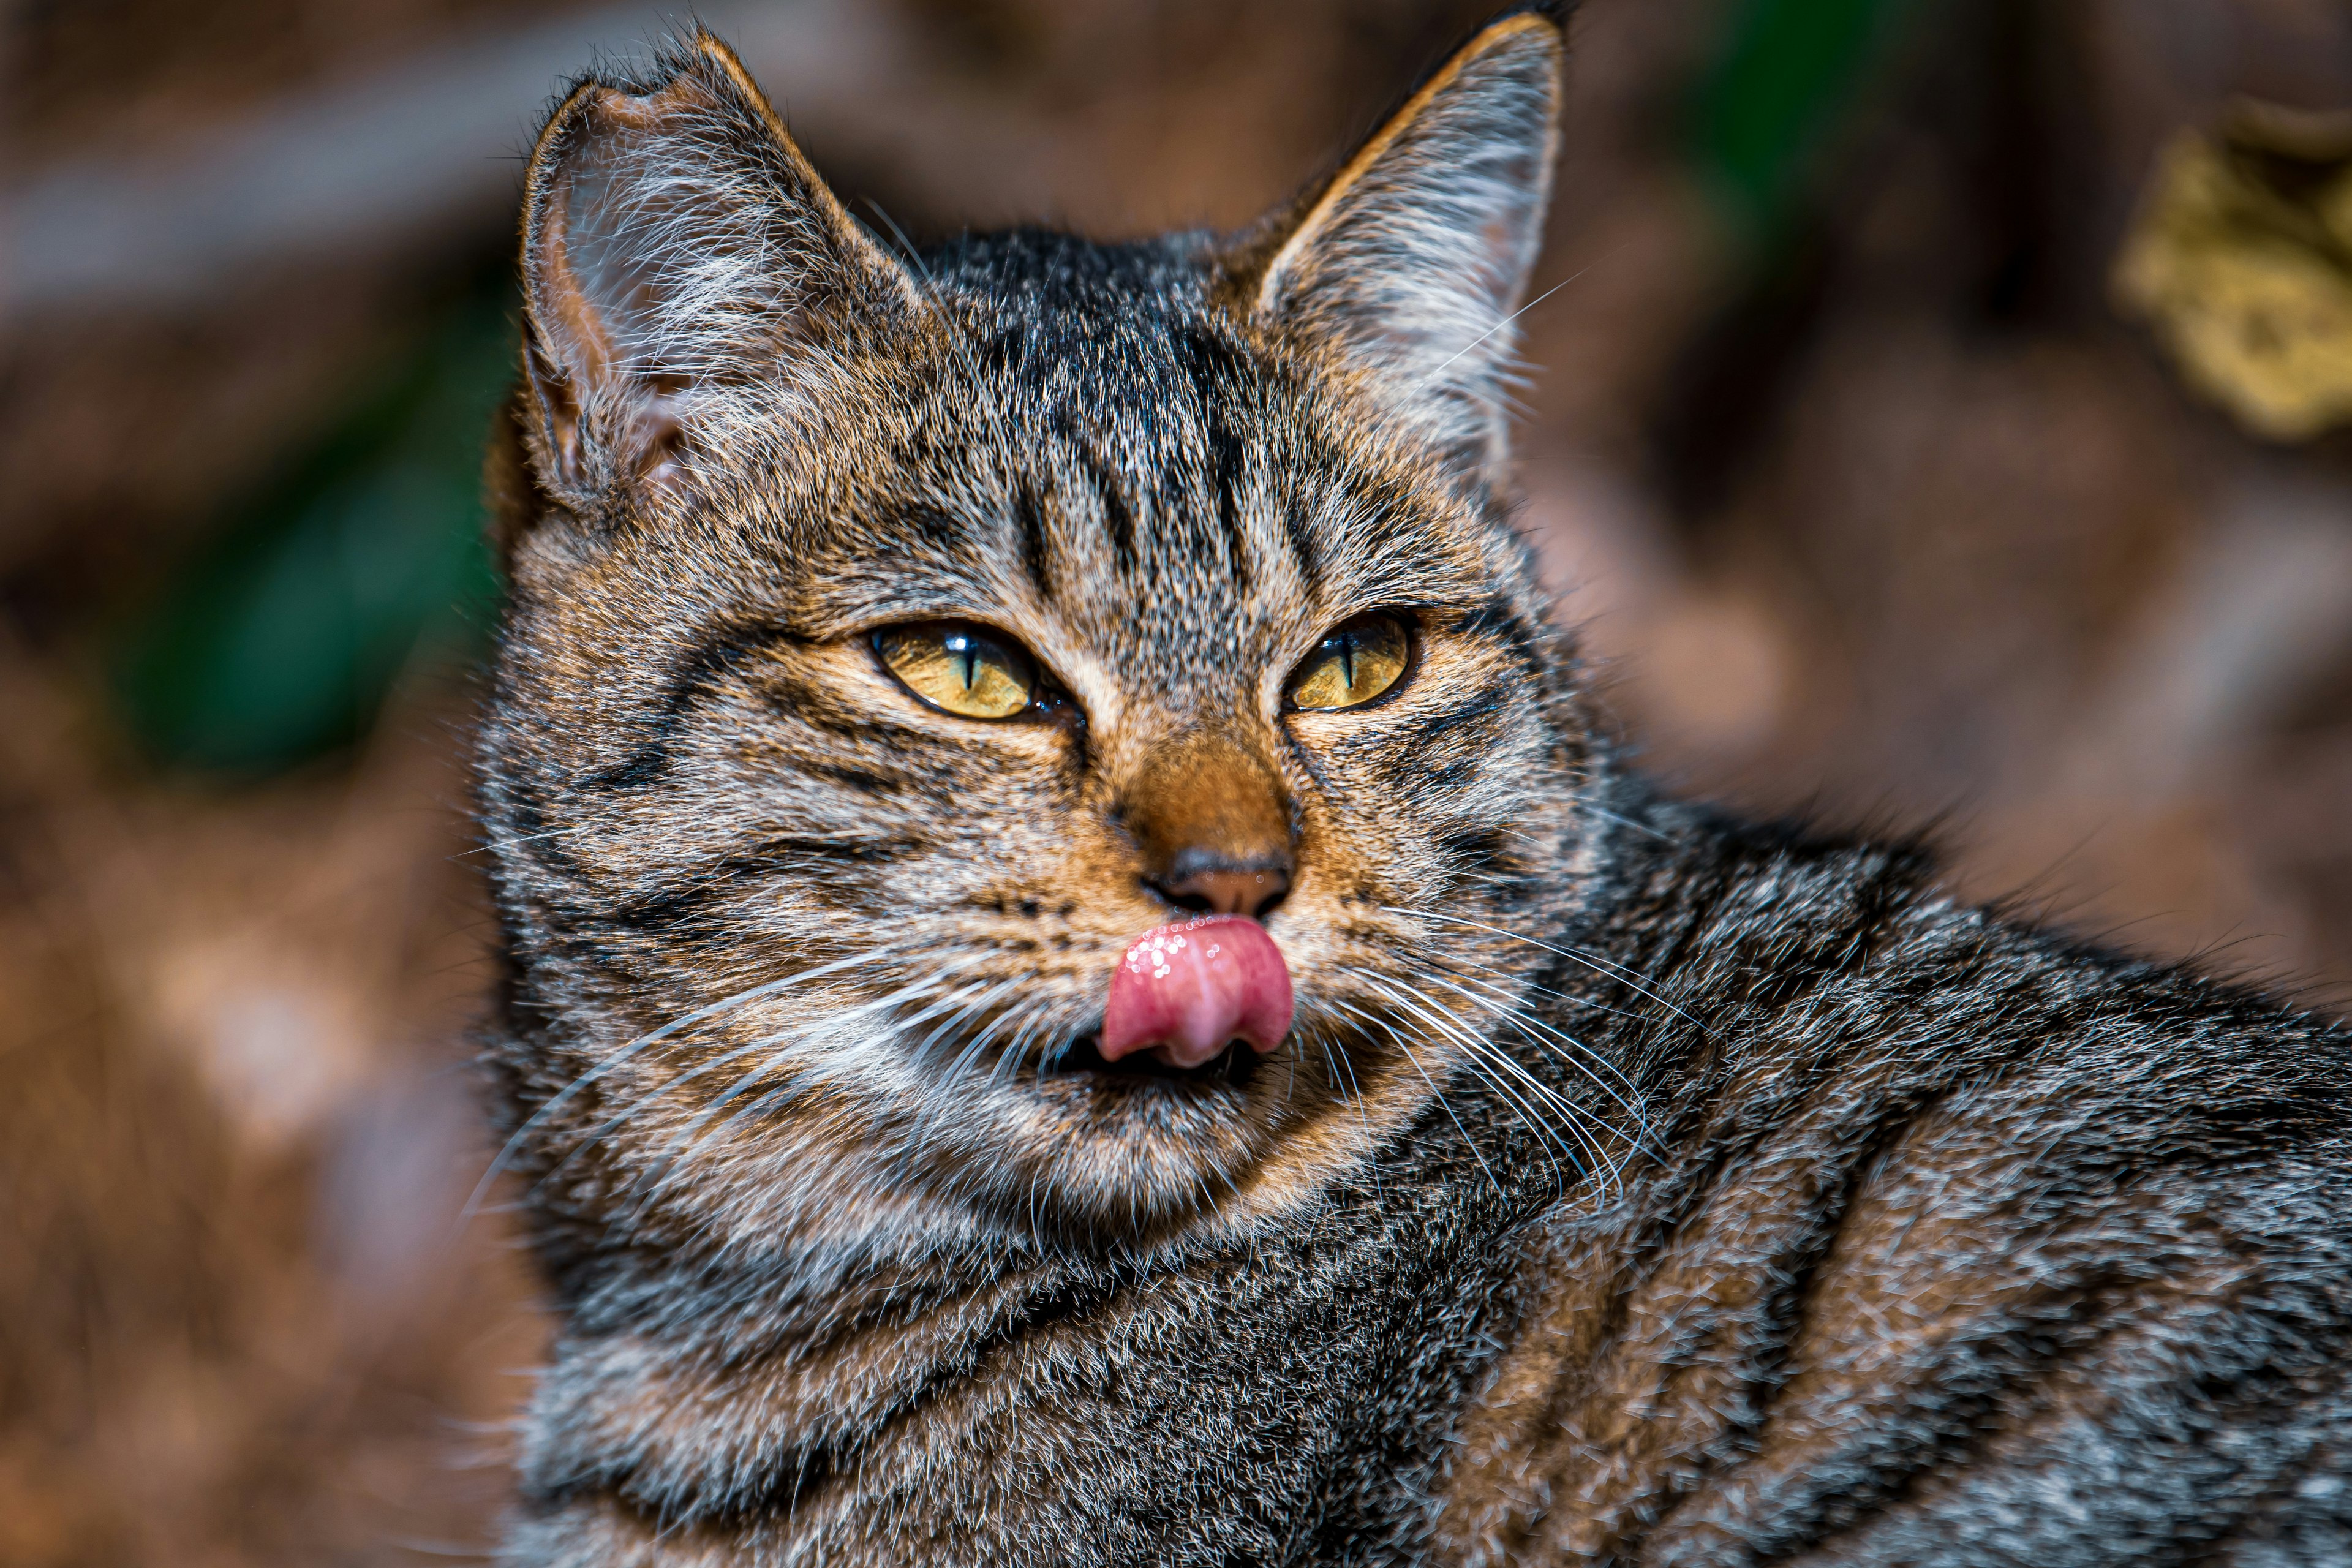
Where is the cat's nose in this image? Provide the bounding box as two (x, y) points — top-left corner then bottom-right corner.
(1156, 853), (1291, 919)
(1121, 733), (1295, 923)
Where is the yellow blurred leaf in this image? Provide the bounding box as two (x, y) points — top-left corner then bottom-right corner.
(2113, 101), (2352, 443)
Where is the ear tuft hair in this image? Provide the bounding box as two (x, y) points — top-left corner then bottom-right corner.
(517, 31), (918, 513)
(1243, 10), (1564, 479)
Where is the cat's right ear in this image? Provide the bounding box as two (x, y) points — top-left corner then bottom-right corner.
(518, 31), (921, 514)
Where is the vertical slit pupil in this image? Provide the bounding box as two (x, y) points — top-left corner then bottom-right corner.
(1338, 631), (1358, 692)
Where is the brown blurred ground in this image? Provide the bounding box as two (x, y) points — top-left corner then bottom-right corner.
(4, 1), (2350, 1561)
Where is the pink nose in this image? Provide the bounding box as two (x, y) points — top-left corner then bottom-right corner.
(1100, 916), (1294, 1071)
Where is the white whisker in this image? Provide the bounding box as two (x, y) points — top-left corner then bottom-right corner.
(1325, 995), (1502, 1197)
(458, 944), (908, 1226)
(1349, 970), (1600, 1189)
(1382, 906), (1706, 1035)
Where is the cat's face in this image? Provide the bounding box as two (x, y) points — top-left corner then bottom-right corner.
(482, 17), (1599, 1254)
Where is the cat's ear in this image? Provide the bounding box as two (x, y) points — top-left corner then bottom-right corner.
(518, 31), (921, 508)
(1236, 10), (1564, 476)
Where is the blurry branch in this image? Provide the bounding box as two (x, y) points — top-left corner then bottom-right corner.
(0, 0), (1068, 329)
(2114, 102), (2352, 443)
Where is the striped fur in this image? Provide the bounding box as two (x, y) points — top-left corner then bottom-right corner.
(475, 9), (2352, 1564)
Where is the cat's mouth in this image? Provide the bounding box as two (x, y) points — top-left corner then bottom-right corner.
(1038, 1031), (1263, 1089)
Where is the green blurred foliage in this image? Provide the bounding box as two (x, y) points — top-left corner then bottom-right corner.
(1693, 0), (1918, 242)
(112, 285), (513, 775)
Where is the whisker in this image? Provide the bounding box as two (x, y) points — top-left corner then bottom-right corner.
(655, 1046), (810, 1185)
(1419, 943), (1653, 1025)
(575, 953), (1031, 1225)
(907, 976), (1028, 1069)
(1382, 906), (1707, 1035)
(1325, 995), (1502, 1197)
(559, 952), (991, 1189)
(457, 945), (906, 1227)
(624, 1041), (803, 1207)
(1349, 971), (1599, 1189)
(455, 820), (600, 860)
(1311, 1030), (1386, 1201)
(635, 963), (1008, 1208)
(1420, 247), (1621, 381)
(1427, 999), (1653, 1189)
(1406, 960), (1654, 1137)
(1366, 965), (1629, 1160)
(1570, 798), (1673, 841)
(989, 1001), (1066, 1087)
(892, 980), (1035, 1177)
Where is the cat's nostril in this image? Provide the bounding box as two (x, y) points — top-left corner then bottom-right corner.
(1154, 865), (1291, 921)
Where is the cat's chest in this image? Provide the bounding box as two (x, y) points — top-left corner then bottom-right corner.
(519, 1182), (1543, 1566)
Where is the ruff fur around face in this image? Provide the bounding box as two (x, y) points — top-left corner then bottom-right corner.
(476, 7), (2352, 1563)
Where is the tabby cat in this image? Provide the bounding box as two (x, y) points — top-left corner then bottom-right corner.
(476, 7), (2352, 1562)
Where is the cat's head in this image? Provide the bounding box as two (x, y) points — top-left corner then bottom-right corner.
(481, 8), (1609, 1259)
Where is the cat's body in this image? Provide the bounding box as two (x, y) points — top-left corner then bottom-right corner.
(478, 11), (2352, 1564)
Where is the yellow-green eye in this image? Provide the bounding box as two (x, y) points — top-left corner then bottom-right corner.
(1287, 612), (1412, 711)
(874, 622), (1037, 720)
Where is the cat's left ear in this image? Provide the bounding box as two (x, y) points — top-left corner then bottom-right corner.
(1234, 9), (1565, 477)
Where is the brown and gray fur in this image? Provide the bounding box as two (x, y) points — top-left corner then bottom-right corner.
(475, 7), (2352, 1563)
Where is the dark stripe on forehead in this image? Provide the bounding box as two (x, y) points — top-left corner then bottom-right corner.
(1177, 324), (1258, 589)
(902, 503), (971, 549)
(1011, 476), (1055, 603)
(1077, 443), (1138, 572)
(1175, 320), (1251, 390)
(1208, 421), (1251, 590)
(1281, 492), (1325, 595)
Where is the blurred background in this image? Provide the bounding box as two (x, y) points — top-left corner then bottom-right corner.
(4, 0), (2350, 1559)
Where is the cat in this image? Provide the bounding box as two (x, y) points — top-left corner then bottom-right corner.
(474, 6), (2352, 1562)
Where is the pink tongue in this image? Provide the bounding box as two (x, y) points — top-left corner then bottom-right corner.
(1101, 916), (1295, 1070)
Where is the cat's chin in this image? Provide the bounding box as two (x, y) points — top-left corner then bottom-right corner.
(899, 1023), (1423, 1250)
(711, 1027), (1362, 1251)
(976, 1033), (1289, 1239)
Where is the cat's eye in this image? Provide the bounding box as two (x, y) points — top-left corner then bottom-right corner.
(873, 621), (1038, 720)
(1286, 612), (1412, 712)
